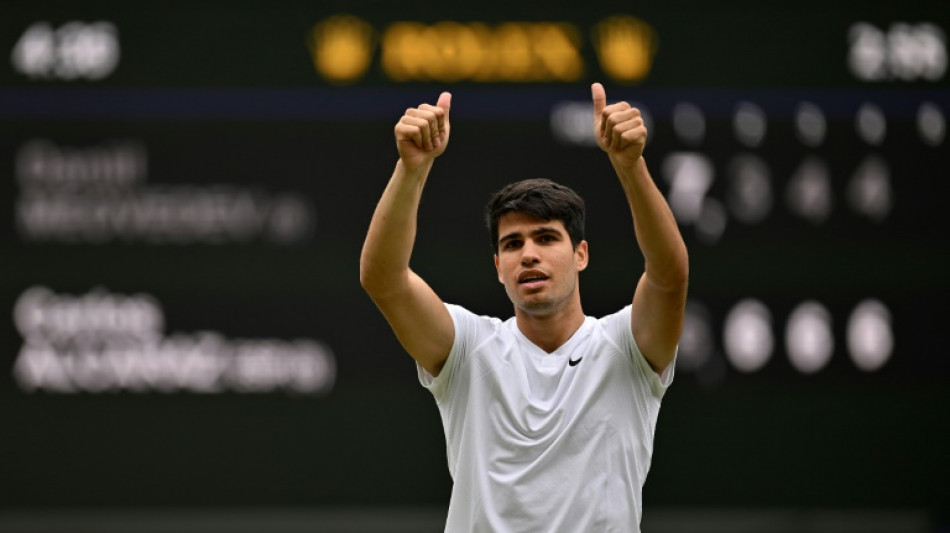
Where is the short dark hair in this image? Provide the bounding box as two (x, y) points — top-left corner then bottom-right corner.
(485, 178), (585, 253)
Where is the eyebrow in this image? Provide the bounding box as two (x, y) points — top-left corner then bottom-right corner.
(498, 226), (563, 245)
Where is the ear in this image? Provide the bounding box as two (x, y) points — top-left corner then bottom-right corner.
(494, 254), (503, 283)
(575, 240), (589, 272)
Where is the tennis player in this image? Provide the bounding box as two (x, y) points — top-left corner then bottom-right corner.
(360, 83), (688, 532)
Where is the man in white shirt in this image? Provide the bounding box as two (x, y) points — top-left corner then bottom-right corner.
(360, 83), (688, 532)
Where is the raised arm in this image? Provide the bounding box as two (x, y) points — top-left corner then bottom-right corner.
(360, 92), (455, 377)
(591, 83), (688, 374)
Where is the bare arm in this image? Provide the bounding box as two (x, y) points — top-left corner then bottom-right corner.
(592, 83), (689, 374)
(359, 92), (455, 377)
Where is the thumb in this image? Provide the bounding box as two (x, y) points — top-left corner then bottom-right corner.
(437, 91), (452, 115)
(591, 82), (606, 116)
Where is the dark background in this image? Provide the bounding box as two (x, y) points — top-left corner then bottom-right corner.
(1, 0), (948, 531)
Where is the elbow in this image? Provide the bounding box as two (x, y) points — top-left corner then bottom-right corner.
(664, 261), (689, 294)
(359, 268), (373, 294)
(649, 247), (689, 292)
(359, 261), (382, 297)
(674, 247), (690, 287)
(359, 254), (379, 295)
(359, 258), (403, 302)
(360, 271), (389, 303)
(671, 249), (690, 292)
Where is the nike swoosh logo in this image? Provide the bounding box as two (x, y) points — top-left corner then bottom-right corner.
(568, 357), (583, 367)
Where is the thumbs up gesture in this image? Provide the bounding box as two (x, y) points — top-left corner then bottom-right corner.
(394, 91), (452, 171)
(591, 82), (647, 169)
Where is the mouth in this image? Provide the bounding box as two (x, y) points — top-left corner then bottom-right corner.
(518, 270), (549, 285)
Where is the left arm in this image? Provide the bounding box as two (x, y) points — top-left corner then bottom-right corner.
(592, 82), (689, 374)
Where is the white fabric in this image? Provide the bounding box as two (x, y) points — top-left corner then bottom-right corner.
(418, 303), (674, 533)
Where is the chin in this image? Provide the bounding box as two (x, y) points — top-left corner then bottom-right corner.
(516, 298), (558, 316)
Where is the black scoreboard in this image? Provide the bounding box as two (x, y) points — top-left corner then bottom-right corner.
(2, 0), (948, 528)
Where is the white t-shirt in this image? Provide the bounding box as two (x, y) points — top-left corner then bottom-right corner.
(418, 303), (674, 533)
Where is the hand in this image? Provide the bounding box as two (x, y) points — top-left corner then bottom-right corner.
(592, 82), (646, 169)
(394, 92), (452, 171)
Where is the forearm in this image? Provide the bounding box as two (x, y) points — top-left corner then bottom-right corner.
(612, 156), (689, 289)
(359, 158), (432, 299)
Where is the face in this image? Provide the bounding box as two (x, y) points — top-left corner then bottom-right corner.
(493, 212), (588, 317)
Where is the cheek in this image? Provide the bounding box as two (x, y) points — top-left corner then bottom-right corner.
(496, 257), (513, 284)
(557, 254), (575, 271)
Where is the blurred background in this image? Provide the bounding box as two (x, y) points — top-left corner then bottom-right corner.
(1, 0), (948, 531)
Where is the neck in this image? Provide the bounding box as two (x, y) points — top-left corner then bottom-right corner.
(514, 301), (586, 353)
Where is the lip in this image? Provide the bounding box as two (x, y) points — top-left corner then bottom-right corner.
(517, 269), (549, 287)
(519, 279), (548, 292)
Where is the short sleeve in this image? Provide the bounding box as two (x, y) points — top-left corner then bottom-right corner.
(417, 303), (471, 400)
(602, 305), (675, 399)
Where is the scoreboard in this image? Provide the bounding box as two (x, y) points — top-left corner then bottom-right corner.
(2, 0), (948, 527)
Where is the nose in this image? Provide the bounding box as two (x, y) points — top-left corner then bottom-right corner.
(520, 242), (540, 266)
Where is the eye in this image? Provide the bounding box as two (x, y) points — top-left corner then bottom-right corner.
(539, 234), (557, 243)
(502, 239), (522, 250)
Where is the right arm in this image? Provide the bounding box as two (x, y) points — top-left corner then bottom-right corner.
(359, 92), (455, 377)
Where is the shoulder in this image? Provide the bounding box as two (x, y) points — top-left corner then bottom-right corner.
(445, 303), (504, 330)
(444, 303), (507, 348)
(594, 305), (675, 396)
(445, 303), (499, 321)
(594, 305), (634, 344)
(421, 304), (508, 393)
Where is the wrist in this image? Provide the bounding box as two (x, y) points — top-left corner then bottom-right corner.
(397, 156), (435, 177)
(395, 158), (436, 191)
(609, 153), (646, 179)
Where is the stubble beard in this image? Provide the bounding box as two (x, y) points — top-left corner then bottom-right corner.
(512, 277), (579, 318)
